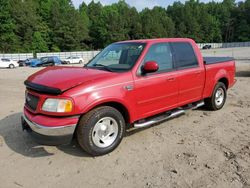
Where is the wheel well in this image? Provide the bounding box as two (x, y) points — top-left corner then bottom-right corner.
(95, 102), (130, 123)
(218, 77), (229, 89)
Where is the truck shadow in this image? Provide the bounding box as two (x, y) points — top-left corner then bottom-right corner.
(125, 107), (210, 137)
(0, 108), (206, 157)
(236, 71), (250, 77)
(0, 112), (91, 158)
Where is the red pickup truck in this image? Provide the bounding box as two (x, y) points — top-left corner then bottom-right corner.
(21, 38), (236, 156)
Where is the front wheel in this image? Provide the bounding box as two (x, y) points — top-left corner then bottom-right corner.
(205, 82), (227, 110)
(77, 106), (125, 156)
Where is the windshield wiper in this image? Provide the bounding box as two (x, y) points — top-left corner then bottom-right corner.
(90, 64), (114, 72)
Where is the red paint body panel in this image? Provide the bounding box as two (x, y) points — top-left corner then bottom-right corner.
(202, 61), (236, 98)
(28, 66), (114, 92)
(24, 38), (236, 127)
(133, 71), (179, 119)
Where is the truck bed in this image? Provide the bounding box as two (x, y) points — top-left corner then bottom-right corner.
(204, 57), (234, 64)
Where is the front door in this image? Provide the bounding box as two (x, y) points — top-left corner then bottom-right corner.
(134, 43), (179, 119)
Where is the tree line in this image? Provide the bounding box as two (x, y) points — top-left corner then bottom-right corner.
(0, 0), (249, 53)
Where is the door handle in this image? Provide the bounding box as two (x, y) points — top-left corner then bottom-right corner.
(194, 71), (201, 74)
(166, 77), (176, 81)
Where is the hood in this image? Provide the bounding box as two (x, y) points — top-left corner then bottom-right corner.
(26, 66), (113, 94)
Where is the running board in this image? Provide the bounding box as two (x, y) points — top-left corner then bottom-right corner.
(134, 101), (204, 129)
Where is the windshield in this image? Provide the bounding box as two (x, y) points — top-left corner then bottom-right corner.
(86, 42), (146, 72)
(40, 57), (49, 62)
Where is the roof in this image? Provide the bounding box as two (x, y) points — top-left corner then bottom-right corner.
(115, 38), (195, 44)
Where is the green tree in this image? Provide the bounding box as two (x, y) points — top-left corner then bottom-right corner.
(141, 7), (175, 39)
(1, 0), (250, 53)
(232, 0), (250, 41)
(87, 1), (103, 49)
(79, 2), (90, 48)
(7, 0), (50, 52)
(206, 0), (235, 42)
(49, 0), (89, 51)
(128, 7), (143, 39)
(0, 0), (17, 52)
(167, 1), (202, 41)
(32, 31), (48, 52)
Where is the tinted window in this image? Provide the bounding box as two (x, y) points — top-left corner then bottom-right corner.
(171, 42), (198, 68)
(1, 58), (10, 62)
(143, 43), (173, 72)
(40, 57), (48, 62)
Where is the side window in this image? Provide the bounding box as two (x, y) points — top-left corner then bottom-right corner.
(143, 43), (173, 72)
(126, 47), (141, 65)
(171, 42), (198, 69)
(2, 58), (10, 62)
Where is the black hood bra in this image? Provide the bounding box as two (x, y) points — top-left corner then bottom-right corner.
(24, 80), (62, 95)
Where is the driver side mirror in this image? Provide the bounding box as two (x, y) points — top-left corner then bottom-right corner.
(142, 61), (159, 74)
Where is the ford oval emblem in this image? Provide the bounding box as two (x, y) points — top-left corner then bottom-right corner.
(26, 95), (31, 102)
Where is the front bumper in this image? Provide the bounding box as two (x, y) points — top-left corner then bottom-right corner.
(21, 109), (79, 145)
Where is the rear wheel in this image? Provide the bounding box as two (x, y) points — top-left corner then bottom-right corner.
(9, 64), (15, 69)
(77, 106), (125, 156)
(205, 82), (227, 110)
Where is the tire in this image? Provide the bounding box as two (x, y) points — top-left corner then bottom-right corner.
(205, 82), (227, 110)
(79, 60), (83, 64)
(77, 106), (125, 156)
(9, 64), (15, 69)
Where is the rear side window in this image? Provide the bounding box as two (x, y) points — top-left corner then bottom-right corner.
(171, 42), (198, 69)
(1, 58), (10, 62)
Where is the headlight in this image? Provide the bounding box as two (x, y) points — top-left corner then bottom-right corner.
(42, 98), (73, 113)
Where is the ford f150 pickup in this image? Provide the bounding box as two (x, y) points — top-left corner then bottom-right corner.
(21, 38), (236, 156)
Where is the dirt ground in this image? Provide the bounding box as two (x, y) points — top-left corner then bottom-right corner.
(0, 48), (250, 188)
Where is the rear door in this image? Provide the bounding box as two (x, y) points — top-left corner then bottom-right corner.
(171, 42), (205, 105)
(134, 43), (179, 118)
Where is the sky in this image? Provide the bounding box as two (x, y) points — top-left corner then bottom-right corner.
(72, 0), (225, 11)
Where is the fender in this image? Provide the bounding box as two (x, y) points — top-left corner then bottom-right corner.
(81, 96), (135, 123)
(210, 68), (229, 96)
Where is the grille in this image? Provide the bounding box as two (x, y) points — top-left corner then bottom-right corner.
(26, 93), (39, 111)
